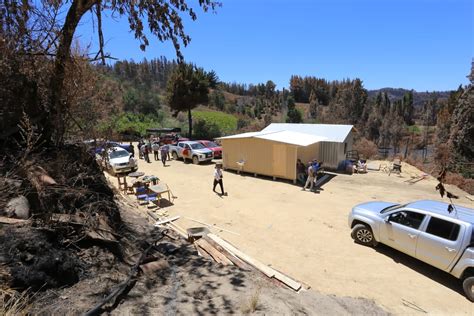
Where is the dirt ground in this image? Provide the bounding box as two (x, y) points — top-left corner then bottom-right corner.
(117, 153), (474, 315)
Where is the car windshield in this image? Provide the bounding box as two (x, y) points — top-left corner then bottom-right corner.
(206, 141), (218, 147)
(109, 150), (129, 159)
(191, 143), (205, 149)
(380, 203), (408, 214)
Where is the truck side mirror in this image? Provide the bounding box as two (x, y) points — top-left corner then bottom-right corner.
(385, 216), (391, 223)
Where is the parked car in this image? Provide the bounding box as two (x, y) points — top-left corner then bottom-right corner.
(87, 140), (132, 155)
(159, 134), (189, 145)
(348, 199), (474, 301)
(96, 146), (138, 174)
(169, 141), (213, 164)
(197, 140), (222, 159)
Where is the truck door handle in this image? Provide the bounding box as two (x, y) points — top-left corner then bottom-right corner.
(408, 234), (417, 239)
(445, 247), (456, 252)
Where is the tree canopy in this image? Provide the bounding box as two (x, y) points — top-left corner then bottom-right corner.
(166, 63), (211, 137)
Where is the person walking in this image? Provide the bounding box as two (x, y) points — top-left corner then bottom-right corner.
(160, 145), (168, 166)
(129, 142), (135, 158)
(302, 162), (315, 191)
(143, 143), (151, 163)
(213, 163), (226, 195)
(152, 142), (160, 161)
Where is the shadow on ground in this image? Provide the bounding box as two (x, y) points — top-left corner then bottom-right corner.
(373, 244), (464, 297)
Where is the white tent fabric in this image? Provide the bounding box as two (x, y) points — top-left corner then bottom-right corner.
(261, 123), (353, 143)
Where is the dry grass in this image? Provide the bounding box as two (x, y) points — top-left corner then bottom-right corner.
(0, 288), (32, 316)
(241, 287), (261, 314)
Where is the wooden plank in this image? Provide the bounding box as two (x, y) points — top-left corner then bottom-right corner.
(207, 233), (302, 291)
(154, 216), (180, 226)
(271, 269), (302, 291)
(203, 236), (252, 271)
(166, 222), (188, 239)
(0, 216), (29, 225)
(183, 217), (240, 236)
(195, 238), (233, 266)
(466, 195), (474, 202)
(208, 233), (275, 277)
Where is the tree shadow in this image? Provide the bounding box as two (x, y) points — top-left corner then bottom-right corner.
(115, 240), (251, 315)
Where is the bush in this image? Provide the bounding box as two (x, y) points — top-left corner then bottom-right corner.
(193, 110), (237, 135)
(193, 119), (221, 140)
(353, 137), (378, 159)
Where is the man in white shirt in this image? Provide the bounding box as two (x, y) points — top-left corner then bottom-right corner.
(213, 164), (225, 195)
(302, 163), (315, 191)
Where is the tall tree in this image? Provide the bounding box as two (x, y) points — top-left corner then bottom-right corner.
(286, 96), (302, 123)
(308, 90), (319, 119)
(2, 0), (219, 144)
(166, 63), (210, 138)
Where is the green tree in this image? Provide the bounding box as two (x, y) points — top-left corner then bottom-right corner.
(2, 0), (219, 144)
(286, 96), (302, 123)
(166, 63), (210, 138)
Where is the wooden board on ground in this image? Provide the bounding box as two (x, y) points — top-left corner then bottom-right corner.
(208, 233), (275, 277)
(154, 215), (180, 226)
(0, 216), (29, 225)
(202, 236), (252, 271)
(207, 233), (302, 291)
(195, 238), (234, 266)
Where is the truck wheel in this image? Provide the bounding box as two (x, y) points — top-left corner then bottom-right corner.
(192, 156), (199, 164)
(172, 152), (178, 160)
(351, 224), (376, 247)
(462, 276), (474, 302)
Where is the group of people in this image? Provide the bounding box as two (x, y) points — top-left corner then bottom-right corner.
(296, 159), (324, 192)
(137, 139), (170, 167)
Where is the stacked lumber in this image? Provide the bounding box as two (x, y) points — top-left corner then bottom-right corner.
(193, 233), (302, 292)
(142, 209), (303, 292)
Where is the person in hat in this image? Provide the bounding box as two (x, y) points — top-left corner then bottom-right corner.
(213, 163), (226, 195)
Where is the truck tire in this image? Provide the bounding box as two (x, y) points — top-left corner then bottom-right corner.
(192, 156), (199, 165)
(351, 224), (377, 247)
(462, 276), (474, 302)
(172, 151), (178, 160)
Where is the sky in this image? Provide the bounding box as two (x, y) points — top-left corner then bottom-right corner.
(75, 0), (473, 91)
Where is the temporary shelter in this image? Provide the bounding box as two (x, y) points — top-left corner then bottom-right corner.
(218, 124), (354, 181)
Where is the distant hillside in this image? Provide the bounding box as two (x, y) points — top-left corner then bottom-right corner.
(368, 88), (451, 107)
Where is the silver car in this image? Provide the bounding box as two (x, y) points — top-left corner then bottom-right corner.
(348, 200), (474, 301)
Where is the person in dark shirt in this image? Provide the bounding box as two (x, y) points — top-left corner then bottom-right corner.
(296, 159), (306, 184)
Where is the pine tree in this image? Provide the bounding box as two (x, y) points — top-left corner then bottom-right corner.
(285, 96), (302, 123)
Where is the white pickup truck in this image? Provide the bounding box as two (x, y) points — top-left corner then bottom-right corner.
(348, 199), (474, 301)
(169, 141), (214, 164)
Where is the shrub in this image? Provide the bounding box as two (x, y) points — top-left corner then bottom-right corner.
(193, 110), (237, 135)
(193, 119), (221, 140)
(353, 137), (378, 159)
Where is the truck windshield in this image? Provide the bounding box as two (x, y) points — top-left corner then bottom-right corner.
(380, 203), (408, 214)
(191, 143), (205, 149)
(110, 150), (129, 159)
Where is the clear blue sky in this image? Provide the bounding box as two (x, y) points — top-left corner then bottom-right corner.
(76, 0), (473, 91)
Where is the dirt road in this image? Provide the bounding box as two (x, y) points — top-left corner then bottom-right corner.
(117, 156), (473, 315)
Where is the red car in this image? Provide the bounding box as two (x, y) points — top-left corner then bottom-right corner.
(197, 140), (222, 159)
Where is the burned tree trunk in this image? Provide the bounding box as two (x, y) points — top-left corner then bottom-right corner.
(48, 0), (97, 145)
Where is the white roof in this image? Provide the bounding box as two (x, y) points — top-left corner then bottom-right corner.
(261, 123), (353, 143)
(219, 130), (327, 146)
